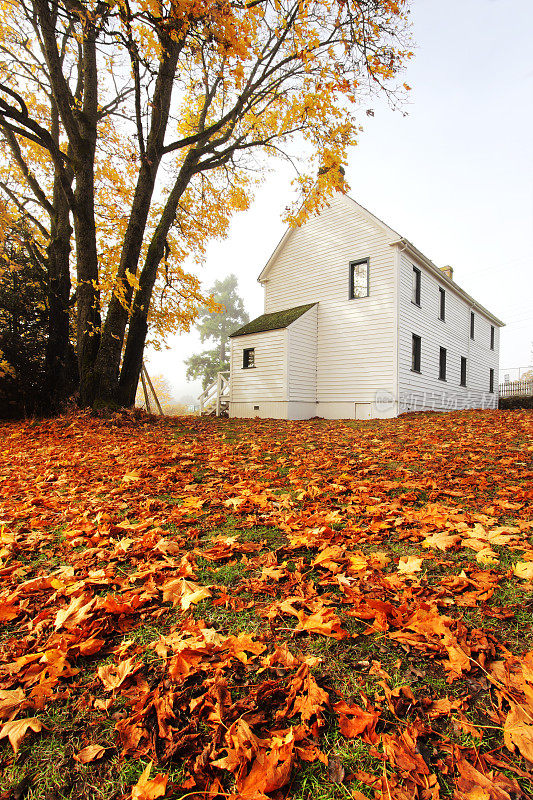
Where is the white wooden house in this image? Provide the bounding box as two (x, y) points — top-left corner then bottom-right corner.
(225, 193), (504, 420)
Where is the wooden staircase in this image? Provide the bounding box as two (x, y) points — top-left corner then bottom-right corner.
(198, 371), (230, 416)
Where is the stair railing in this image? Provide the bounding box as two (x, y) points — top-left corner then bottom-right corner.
(199, 371), (230, 416)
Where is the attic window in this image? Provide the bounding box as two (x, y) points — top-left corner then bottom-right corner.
(243, 348), (255, 369)
(349, 258), (369, 299)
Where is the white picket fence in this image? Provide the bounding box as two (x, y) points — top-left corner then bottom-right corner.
(499, 378), (533, 398)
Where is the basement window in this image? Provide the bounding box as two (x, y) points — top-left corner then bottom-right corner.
(243, 348), (255, 369)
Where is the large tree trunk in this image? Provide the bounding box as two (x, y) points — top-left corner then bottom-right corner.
(45, 94), (76, 411)
(71, 25), (101, 407)
(90, 39), (180, 408)
(88, 162), (156, 406)
(46, 176), (74, 409)
(74, 159), (101, 406)
(118, 163), (196, 406)
(33, 0), (101, 406)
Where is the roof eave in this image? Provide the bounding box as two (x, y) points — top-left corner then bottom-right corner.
(391, 238), (505, 328)
(257, 226), (293, 284)
(258, 192), (399, 284)
(229, 302), (318, 338)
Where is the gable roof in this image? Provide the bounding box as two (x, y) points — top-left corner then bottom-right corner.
(393, 237), (505, 327)
(229, 303), (317, 338)
(257, 193), (399, 283)
(256, 192), (504, 327)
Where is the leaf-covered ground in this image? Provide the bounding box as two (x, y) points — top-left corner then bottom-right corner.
(0, 409), (532, 800)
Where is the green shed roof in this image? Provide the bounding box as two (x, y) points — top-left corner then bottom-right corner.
(229, 303), (316, 338)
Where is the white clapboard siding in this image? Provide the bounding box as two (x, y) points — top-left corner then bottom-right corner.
(398, 252), (500, 412)
(262, 194), (398, 405)
(287, 304), (318, 402)
(229, 191), (503, 420)
(229, 329), (286, 404)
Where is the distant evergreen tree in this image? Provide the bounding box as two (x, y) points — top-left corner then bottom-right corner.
(185, 275), (248, 390)
(0, 247), (49, 417)
(0, 235), (77, 418)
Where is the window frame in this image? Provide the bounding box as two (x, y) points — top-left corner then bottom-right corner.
(242, 347), (255, 369)
(412, 266), (421, 306)
(489, 368), (494, 394)
(490, 325), (495, 350)
(439, 287), (446, 321)
(411, 333), (421, 373)
(460, 356), (467, 387)
(470, 311), (475, 340)
(349, 258), (370, 300)
(439, 346), (447, 381)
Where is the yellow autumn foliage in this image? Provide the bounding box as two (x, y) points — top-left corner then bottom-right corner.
(0, 0), (411, 405)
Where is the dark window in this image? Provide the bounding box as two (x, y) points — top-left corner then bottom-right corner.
(470, 311), (475, 339)
(439, 347), (447, 381)
(460, 357), (467, 387)
(490, 325), (495, 350)
(243, 348), (255, 369)
(439, 287), (445, 321)
(349, 258), (369, 299)
(489, 368), (494, 393)
(411, 334), (421, 373)
(412, 267), (421, 306)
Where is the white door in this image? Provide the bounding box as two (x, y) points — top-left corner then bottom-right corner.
(355, 403), (372, 420)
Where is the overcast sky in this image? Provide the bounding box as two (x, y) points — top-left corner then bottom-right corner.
(147, 0), (533, 401)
